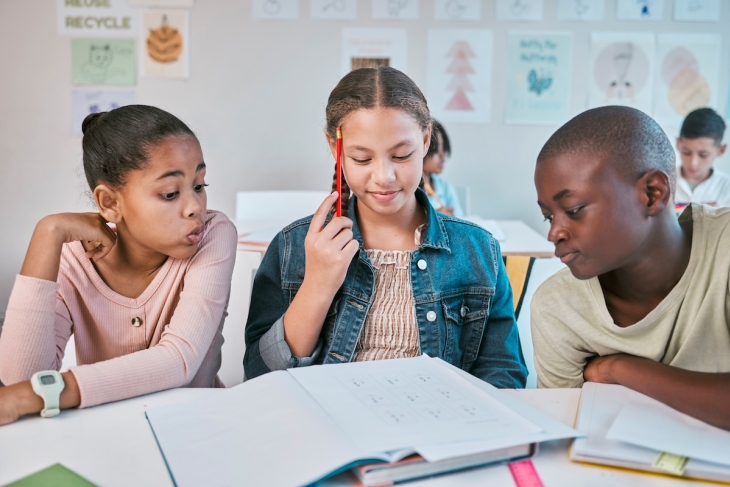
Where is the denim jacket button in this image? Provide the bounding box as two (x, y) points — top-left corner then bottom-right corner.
(426, 310), (437, 322)
(460, 306), (468, 317)
(417, 259), (427, 270)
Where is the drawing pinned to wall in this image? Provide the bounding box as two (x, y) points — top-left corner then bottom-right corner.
(341, 28), (408, 75)
(311, 0), (357, 20)
(372, 0), (419, 20)
(252, 0), (299, 20)
(72, 39), (136, 86)
(496, 0), (544, 21)
(57, 0), (138, 37)
(505, 32), (573, 125)
(140, 10), (190, 78)
(589, 32), (655, 114)
(673, 0), (721, 22)
(141, 11), (189, 78)
(616, 0), (665, 20)
(433, 0), (482, 21)
(72, 89), (136, 137)
(557, 0), (605, 21)
(128, 0), (194, 6)
(653, 34), (720, 126)
(426, 29), (492, 124)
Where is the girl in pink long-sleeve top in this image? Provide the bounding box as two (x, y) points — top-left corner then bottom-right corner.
(0, 105), (237, 425)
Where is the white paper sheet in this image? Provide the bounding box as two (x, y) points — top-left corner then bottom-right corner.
(557, 0), (605, 21)
(252, 0), (299, 20)
(588, 32), (655, 114)
(72, 89), (136, 137)
(616, 0), (665, 20)
(652, 33), (721, 126)
(496, 0), (544, 21)
(572, 383), (730, 479)
(426, 29), (493, 124)
(341, 28), (408, 75)
(433, 0), (482, 21)
(57, 0), (139, 37)
(310, 0), (358, 20)
(371, 0), (419, 20)
(288, 356), (542, 458)
(607, 402), (730, 467)
(673, 0), (721, 22)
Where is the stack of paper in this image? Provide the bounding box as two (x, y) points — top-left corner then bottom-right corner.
(146, 356), (579, 486)
(571, 383), (730, 482)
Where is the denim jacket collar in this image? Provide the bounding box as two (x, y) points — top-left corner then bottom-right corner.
(348, 188), (451, 254)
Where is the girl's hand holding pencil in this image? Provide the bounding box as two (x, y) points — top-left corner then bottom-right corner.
(282, 192), (359, 357)
(303, 192), (360, 297)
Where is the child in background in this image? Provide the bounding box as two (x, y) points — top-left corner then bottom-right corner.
(422, 120), (464, 217)
(675, 107), (729, 212)
(0, 105), (237, 426)
(244, 67), (526, 388)
(532, 106), (730, 430)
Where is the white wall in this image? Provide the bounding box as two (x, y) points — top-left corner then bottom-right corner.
(0, 1), (728, 312)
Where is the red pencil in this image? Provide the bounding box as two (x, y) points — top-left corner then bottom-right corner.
(335, 126), (343, 217)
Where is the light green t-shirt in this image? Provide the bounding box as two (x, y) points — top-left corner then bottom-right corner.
(531, 204), (730, 388)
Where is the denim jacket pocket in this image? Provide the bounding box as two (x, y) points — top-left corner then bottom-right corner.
(441, 290), (492, 366)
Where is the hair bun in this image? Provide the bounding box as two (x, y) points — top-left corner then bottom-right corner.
(81, 111), (108, 135)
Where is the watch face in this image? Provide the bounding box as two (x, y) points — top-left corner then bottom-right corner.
(40, 374), (56, 385)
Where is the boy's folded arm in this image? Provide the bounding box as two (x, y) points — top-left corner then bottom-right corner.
(591, 354), (730, 431)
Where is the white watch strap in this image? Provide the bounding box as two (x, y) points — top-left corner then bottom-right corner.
(31, 371), (65, 418)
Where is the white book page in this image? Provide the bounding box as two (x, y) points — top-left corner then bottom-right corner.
(607, 401), (730, 467)
(146, 371), (373, 487)
(572, 383), (730, 476)
(288, 356), (542, 458)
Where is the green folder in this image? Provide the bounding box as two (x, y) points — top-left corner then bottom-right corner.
(3, 464), (97, 487)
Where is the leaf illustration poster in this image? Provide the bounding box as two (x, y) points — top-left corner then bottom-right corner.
(141, 11), (189, 79)
(426, 29), (493, 124)
(505, 32), (573, 125)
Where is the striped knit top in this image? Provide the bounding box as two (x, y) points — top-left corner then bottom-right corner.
(354, 225), (424, 362)
(0, 210), (237, 408)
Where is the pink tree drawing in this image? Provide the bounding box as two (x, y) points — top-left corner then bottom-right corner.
(445, 41), (475, 111)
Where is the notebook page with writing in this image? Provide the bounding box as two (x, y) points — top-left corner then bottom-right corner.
(288, 355), (542, 459)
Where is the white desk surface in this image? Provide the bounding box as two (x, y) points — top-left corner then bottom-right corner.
(0, 388), (706, 487)
(237, 219), (554, 258)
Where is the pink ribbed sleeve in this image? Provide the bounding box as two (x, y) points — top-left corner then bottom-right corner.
(0, 211), (237, 408)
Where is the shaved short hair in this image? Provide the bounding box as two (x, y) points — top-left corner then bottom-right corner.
(537, 106), (677, 195)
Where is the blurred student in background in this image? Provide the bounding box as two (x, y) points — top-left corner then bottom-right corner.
(422, 120), (464, 217)
(675, 107), (729, 212)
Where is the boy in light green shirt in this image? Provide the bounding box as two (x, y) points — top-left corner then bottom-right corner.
(531, 106), (730, 431)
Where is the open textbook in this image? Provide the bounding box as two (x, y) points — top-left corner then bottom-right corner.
(571, 382), (730, 483)
(146, 356), (579, 487)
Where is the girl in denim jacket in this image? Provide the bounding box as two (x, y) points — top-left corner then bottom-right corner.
(244, 67), (527, 388)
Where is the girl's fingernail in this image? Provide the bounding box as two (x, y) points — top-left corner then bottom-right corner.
(331, 191), (338, 196)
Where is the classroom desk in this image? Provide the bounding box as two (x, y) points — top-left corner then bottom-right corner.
(236, 219), (555, 258)
(0, 388), (706, 487)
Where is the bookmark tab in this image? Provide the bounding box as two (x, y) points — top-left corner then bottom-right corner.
(653, 452), (689, 476)
(508, 459), (544, 487)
